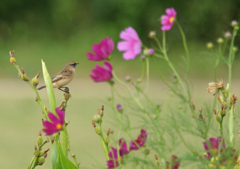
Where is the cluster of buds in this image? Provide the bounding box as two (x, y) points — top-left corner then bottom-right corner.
(30, 131), (49, 167)
(92, 105), (105, 134)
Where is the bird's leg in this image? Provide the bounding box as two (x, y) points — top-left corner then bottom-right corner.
(58, 87), (69, 93)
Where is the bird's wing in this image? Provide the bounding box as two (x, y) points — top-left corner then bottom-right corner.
(51, 70), (73, 83)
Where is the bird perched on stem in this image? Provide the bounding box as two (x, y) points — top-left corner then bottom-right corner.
(37, 61), (79, 92)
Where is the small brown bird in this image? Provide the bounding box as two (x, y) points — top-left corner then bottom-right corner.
(37, 61), (79, 92)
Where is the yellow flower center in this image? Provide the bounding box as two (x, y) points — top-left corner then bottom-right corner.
(119, 156), (123, 162)
(169, 16), (175, 23)
(212, 148), (218, 153)
(56, 124), (62, 130)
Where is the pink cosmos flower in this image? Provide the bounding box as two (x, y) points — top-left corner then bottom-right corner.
(87, 37), (114, 61)
(117, 27), (142, 60)
(130, 129), (147, 150)
(42, 108), (65, 136)
(203, 137), (225, 158)
(161, 8), (177, 31)
(90, 61), (113, 82)
(107, 139), (129, 169)
(166, 155), (180, 169)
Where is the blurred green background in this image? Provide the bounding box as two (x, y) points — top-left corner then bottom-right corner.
(1, 0), (240, 168)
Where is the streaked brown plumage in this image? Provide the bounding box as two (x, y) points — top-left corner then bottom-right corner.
(37, 61), (78, 91)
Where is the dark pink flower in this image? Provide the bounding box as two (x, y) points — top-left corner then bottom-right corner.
(117, 27), (142, 60)
(90, 61), (113, 82)
(161, 8), (177, 31)
(130, 129), (147, 150)
(42, 108), (65, 136)
(166, 155), (180, 169)
(107, 139), (129, 169)
(87, 37), (114, 61)
(119, 138), (129, 156)
(203, 137), (225, 158)
(107, 147), (119, 169)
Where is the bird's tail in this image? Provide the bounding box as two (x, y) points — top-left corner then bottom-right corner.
(37, 85), (46, 90)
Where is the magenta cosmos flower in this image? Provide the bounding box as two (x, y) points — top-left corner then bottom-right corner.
(42, 108), (65, 136)
(107, 138), (129, 169)
(203, 137), (225, 158)
(130, 129), (147, 150)
(161, 8), (177, 31)
(90, 61), (113, 82)
(166, 155), (180, 169)
(117, 27), (142, 60)
(87, 37), (114, 61)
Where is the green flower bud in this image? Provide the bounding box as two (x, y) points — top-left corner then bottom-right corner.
(207, 42), (213, 49)
(144, 148), (150, 155)
(38, 157), (45, 165)
(218, 95), (224, 103)
(39, 150), (45, 157)
(93, 114), (101, 123)
(32, 77), (39, 87)
(10, 57), (16, 64)
(217, 38), (224, 44)
(232, 46), (238, 52)
(34, 148), (39, 157)
(105, 136), (110, 145)
(193, 150), (199, 156)
(234, 26), (239, 30)
(220, 109), (226, 116)
(215, 113), (221, 122)
(94, 127), (101, 135)
(37, 136), (43, 147)
(21, 74), (28, 81)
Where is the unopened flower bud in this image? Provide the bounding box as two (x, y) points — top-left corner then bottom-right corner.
(215, 113), (221, 122)
(10, 57), (16, 64)
(64, 92), (70, 101)
(220, 109), (226, 116)
(231, 20), (238, 27)
(207, 42), (213, 49)
(144, 148), (150, 155)
(232, 46), (238, 52)
(224, 32), (231, 38)
(193, 150), (199, 156)
(34, 146), (39, 157)
(38, 157), (45, 165)
(37, 136), (43, 147)
(149, 31), (156, 38)
(105, 136), (110, 145)
(32, 77), (39, 87)
(141, 55), (146, 60)
(116, 104), (123, 113)
(94, 127), (101, 135)
(152, 115), (157, 119)
(234, 26), (239, 30)
(93, 114), (101, 123)
(100, 105), (104, 116)
(21, 74), (28, 81)
(125, 76), (131, 82)
(39, 150), (45, 157)
(217, 38), (224, 44)
(218, 95), (224, 103)
(147, 48), (154, 55)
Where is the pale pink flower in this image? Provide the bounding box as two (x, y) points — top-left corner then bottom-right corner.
(161, 8), (177, 31)
(117, 27), (142, 60)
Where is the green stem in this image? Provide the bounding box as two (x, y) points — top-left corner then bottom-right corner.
(99, 121), (109, 160)
(13, 64), (49, 119)
(219, 120), (223, 137)
(29, 157), (36, 169)
(176, 22), (190, 78)
(138, 60), (146, 83)
(67, 139), (79, 168)
(228, 29), (237, 147)
(146, 58), (150, 95)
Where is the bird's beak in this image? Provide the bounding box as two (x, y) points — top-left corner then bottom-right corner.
(75, 63), (79, 65)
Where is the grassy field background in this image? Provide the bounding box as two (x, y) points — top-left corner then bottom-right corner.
(1, 73), (240, 168)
